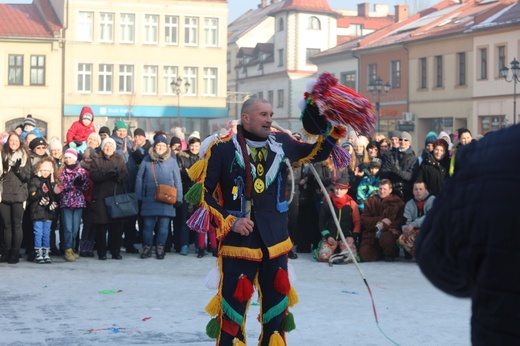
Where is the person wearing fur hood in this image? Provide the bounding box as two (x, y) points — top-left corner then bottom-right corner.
(135, 136), (183, 259)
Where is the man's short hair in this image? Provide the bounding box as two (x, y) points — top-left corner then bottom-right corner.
(414, 179), (428, 189)
(240, 97), (270, 115)
(380, 179), (393, 189)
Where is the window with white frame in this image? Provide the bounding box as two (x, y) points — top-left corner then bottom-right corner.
(479, 47), (488, 80)
(165, 16), (178, 44)
(142, 65), (158, 94)
(204, 18), (218, 46)
(307, 16), (321, 30)
(30, 55), (45, 86)
(390, 60), (401, 89)
(98, 64), (113, 93)
(8, 54), (23, 85)
(497, 45), (506, 77)
(77, 63), (92, 92)
(119, 64), (134, 93)
(99, 12), (114, 42)
(120, 13), (135, 43)
(185, 17), (198, 46)
(164, 66), (178, 94)
(77, 11), (93, 42)
(184, 67), (197, 95)
(340, 71), (356, 91)
(277, 89), (284, 108)
(143, 14), (159, 44)
(203, 68), (217, 96)
(367, 63), (377, 85)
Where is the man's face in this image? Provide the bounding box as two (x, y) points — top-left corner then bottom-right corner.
(400, 137), (411, 150)
(134, 135), (146, 146)
(242, 100), (273, 138)
(170, 143), (181, 155)
(333, 186), (348, 198)
(115, 128), (127, 139)
(413, 182), (428, 200)
(378, 183), (392, 199)
(390, 136), (400, 148)
(189, 142), (200, 155)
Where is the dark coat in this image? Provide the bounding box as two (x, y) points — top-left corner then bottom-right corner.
(416, 152), (449, 196)
(416, 124), (520, 345)
(135, 148), (183, 217)
(380, 147), (418, 201)
(1, 150), (31, 203)
(87, 151), (129, 224)
(359, 193), (404, 261)
(28, 175), (59, 221)
(177, 149), (200, 197)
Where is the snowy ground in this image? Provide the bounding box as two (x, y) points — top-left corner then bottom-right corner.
(0, 249), (471, 346)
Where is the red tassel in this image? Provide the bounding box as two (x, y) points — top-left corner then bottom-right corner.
(274, 268), (291, 295)
(232, 274), (254, 303)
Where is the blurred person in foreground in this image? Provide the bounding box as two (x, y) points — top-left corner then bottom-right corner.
(416, 124), (520, 345)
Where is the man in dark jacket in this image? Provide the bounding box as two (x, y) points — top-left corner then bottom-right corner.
(416, 124), (520, 345)
(380, 131), (418, 201)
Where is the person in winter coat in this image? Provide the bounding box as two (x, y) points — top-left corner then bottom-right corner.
(396, 180), (435, 257)
(449, 127), (474, 176)
(135, 136), (183, 259)
(359, 179), (405, 262)
(176, 136), (201, 255)
(88, 138), (129, 260)
(415, 124), (520, 345)
(0, 132), (31, 264)
(58, 148), (90, 262)
(28, 158), (60, 263)
(380, 131), (418, 202)
(357, 157), (382, 213)
(315, 176), (360, 263)
(66, 106), (96, 154)
(417, 139), (450, 196)
(78, 147), (96, 257)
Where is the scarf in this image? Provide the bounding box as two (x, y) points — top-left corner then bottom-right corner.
(330, 192), (351, 209)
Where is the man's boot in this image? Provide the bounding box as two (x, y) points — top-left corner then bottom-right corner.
(64, 248), (76, 262)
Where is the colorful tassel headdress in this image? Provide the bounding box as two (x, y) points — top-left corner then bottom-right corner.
(299, 72), (375, 137)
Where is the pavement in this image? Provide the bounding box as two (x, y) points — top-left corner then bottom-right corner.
(0, 248), (471, 346)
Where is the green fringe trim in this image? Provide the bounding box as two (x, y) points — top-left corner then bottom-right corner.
(184, 182), (203, 204)
(282, 311), (296, 332)
(222, 297), (244, 326)
(262, 296), (288, 324)
(206, 317), (220, 339)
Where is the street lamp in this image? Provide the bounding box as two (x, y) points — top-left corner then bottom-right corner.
(500, 58), (520, 125)
(170, 77), (191, 128)
(368, 76), (391, 132)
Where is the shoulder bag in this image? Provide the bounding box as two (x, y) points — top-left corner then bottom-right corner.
(104, 184), (138, 219)
(152, 162), (177, 204)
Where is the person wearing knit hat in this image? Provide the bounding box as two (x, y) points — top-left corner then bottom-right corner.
(188, 131), (200, 141)
(87, 132), (102, 149)
(113, 120), (128, 132)
(316, 174), (360, 263)
(47, 137), (63, 162)
(134, 128), (146, 138)
(63, 148), (78, 161)
(101, 137), (116, 151)
(98, 126), (111, 141)
(65, 106), (96, 155)
(418, 131), (438, 166)
(357, 157), (382, 213)
(21, 114), (44, 141)
(29, 137), (47, 152)
(400, 131), (412, 144)
(417, 138), (449, 196)
(154, 136), (168, 146)
(388, 130), (402, 150)
(170, 136), (182, 156)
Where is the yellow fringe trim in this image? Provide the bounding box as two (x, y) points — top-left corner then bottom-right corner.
(205, 294), (221, 316)
(268, 331), (285, 346)
(221, 245), (263, 261)
(267, 237), (293, 259)
(188, 159), (205, 181)
(287, 286), (299, 307)
(232, 338), (246, 346)
(294, 135), (325, 167)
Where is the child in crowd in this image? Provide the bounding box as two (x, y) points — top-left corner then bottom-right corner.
(357, 158), (382, 213)
(66, 106), (96, 154)
(28, 158), (60, 263)
(20, 114), (44, 140)
(315, 177), (360, 263)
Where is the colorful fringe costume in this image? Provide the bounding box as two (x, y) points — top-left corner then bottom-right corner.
(188, 72), (375, 345)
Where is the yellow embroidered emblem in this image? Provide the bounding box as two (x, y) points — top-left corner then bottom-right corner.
(254, 178), (265, 193)
(257, 163), (264, 176)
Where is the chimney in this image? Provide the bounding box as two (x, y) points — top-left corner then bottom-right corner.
(358, 3), (370, 17)
(259, 0), (268, 8)
(394, 5), (409, 22)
